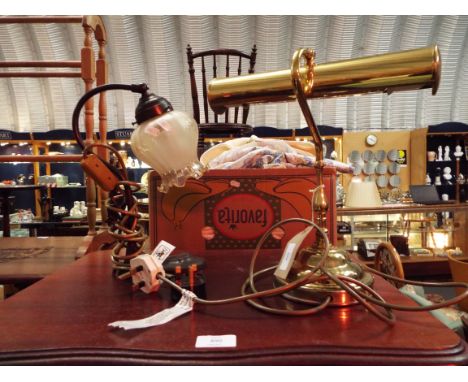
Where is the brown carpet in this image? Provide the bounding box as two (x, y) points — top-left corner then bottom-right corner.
(0, 247), (52, 263)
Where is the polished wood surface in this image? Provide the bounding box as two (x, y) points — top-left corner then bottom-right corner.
(0, 249), (467, 365)
(0, 237), (82, 283)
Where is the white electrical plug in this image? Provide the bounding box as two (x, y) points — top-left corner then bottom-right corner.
(130, 254), (166, 294)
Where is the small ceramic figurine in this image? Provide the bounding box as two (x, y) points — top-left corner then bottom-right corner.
(425, 173), (432, 185)
(427, 151), (436, 161)
(437, 145), (443, 161)
(80, 201), (87, 215)
(70, 201), (82, 218)
(443, 167), (452, 184)
(444, 145), (451, 161)
(434, 175), (442, 186)
(336, 179), (345, 206)
(457, 173), (465, 185)
(454, 145), (464, 159)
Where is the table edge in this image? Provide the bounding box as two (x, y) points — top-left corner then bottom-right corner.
(1, 341), (467, 366)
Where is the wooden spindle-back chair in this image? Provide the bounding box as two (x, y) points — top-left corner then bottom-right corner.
(186, 44), (257, 154)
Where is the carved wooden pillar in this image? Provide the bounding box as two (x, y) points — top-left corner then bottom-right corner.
(81, 25), (97, 236)
(97, 39), (109, 227)
(32, 141), (42, 218)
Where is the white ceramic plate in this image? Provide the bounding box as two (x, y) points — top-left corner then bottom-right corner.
(349, 150), (361, 163)
(389, 162), (401, 174)
(363, 162), (376, 175)
(362, 150), (374, 162)
(387, 149), (399, 162)
(352, 163), (362, 176)
(375, 149), (386, 162)
(376, 162), (387, 175)
(389, 175), (401, 187)
(377, 175), (388, 188)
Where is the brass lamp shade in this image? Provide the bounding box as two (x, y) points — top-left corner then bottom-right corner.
(208, 45), (440, 114)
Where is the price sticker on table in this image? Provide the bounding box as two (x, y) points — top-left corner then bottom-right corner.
(195, 335), (237, 348)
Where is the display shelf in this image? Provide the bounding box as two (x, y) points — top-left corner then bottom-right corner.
(43, 185), (86, 189)
(338, 203), (468, 216)
(337, 203), (468, 255)
(31, 130), (89, 212)
(356, 252), (468, 280)
(410, 122), (468, 202)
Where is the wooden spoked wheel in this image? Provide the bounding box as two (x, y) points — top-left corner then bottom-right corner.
(374, 242), (405, 289)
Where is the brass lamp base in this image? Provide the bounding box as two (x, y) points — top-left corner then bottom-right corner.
(274, 247), (374, 307)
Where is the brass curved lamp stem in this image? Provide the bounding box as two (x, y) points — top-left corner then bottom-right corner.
(290, 49), (328, 231)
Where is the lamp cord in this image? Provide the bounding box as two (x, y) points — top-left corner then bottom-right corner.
(156, 217), (468, 324)
(71, 84), (151, 273)
(82, 142), (147, 271)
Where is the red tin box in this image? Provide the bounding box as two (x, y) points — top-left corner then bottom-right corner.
(148, 167), (337, 254)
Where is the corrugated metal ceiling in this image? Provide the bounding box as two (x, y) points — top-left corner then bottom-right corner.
(0, 15), (467, 133)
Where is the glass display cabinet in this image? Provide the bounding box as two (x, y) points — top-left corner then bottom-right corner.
(410, 122), (468, 202)
(338, 203), (468, 279)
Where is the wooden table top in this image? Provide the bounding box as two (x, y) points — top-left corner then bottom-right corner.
(0, 236), (82, 283)
(0, 249), (467, 365)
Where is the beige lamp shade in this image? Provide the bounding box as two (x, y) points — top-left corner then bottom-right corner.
(345, 179), (382, 208)
(131, 110), (204, 193)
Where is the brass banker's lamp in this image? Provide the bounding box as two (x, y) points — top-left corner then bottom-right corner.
(207, 46), (454, 317)
(209, 45), (441, 232)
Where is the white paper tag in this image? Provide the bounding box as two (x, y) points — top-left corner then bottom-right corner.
(195, 335), (237, 348)
(108, 290), (196, 330)
(274, 226), (314, 280)
(151, 240), (176, 263)
(278, 242), (296, 272)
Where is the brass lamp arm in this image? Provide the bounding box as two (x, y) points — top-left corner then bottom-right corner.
(290, 49), (328, 228)
(290, 48), (323, 165)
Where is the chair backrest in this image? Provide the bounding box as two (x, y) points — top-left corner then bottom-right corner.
(448, 254), (468, 312)
(186, 44), (257, 125)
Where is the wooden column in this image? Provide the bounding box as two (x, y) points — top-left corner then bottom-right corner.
(97, 38), (109, 227)
(31, 142), (42, 218)
(81, 25), (97, 236)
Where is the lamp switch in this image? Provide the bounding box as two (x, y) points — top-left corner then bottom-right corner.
(81, 154), (121, 192)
